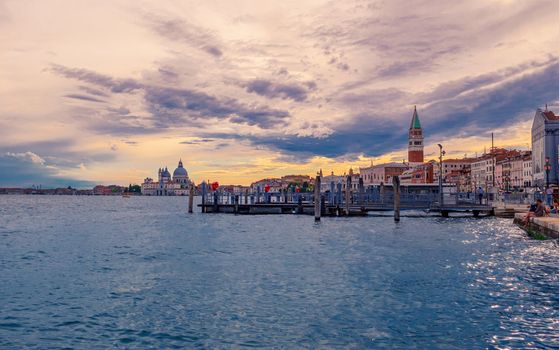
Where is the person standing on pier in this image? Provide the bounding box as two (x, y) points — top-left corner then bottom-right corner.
(546, 186), (554, 207)
(477, 187), (484, 205)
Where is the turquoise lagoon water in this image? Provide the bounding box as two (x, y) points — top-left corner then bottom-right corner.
(0, 195), (558, 349)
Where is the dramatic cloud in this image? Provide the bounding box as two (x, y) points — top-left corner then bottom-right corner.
(0, 152), (95, 188)
(145, 15), (223, 57)
(51, 64), (291, 130)
(203, 60), (559, 159)
(424, 61), (559, 137)
(64, 94), (106, 103)
(50, 64), (142, 93)
(2, 0), (559, 185)
(242, 79), (316, 102)
(144, 86), (290, 129)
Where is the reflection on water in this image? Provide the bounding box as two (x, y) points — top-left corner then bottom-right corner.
(0, 195), (558, 349)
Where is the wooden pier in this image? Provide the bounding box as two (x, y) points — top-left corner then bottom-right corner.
(196, 175), (495, 218)
(198, 203), (494, 217)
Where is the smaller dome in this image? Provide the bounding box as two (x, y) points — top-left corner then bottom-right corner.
(162, 168), (171, 178)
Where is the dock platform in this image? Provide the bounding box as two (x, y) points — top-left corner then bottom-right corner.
(199, 203), (495, 217)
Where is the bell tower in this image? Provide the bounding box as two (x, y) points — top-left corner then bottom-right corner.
(408, 106), (424, 164)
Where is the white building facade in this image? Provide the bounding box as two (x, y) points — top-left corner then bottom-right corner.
(141, 159), (191, 196)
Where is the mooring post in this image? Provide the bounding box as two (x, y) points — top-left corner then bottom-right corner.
(244, 188), (248, 204)
(380, 182), (385, 204)
(213, 191), (218, 213)
(201, 181), (207, 213)
(345, 175), (351, 216)
(188, 184), (194, 213)
(358, 177), (364, 205)
(330, 181), (335, 205)
(393, 176), (401, 222)
(336, 182), (342, 206)
(314, 174), (322, 221)
(297, 195), (303, 214)
(234, 195), (239, 214)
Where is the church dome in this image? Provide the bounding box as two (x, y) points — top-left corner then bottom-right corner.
(173, 159), (188, 178)
(173, 167), (187, 177)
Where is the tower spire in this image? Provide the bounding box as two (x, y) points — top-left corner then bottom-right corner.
(408, 106), (424, 164)
(410, 105), (421, 129)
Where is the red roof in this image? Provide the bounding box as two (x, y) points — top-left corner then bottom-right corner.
(543, 110), (559, 120)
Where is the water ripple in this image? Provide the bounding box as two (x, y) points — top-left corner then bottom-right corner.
(1, 196), (558, 348)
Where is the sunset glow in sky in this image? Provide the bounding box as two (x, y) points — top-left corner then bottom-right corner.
(1, 0), (558, 187)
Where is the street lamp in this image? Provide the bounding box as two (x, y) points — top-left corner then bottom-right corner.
(545, 156), (552, 189)
(437, 144), (446, 206)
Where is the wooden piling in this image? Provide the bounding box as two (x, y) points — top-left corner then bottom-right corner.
(393, 176), (400, 222)
(345, 175), (351, 216)
(188, 184), (194, 213)
(213, 191), (218, 213)
(330, 181), (335, 205)
(201, 182), (207, 213)
(358, 177), (364, 205)
(244, 188), (248, 204)
(314, 174), (321, 221)
(380, 182), (385, 204)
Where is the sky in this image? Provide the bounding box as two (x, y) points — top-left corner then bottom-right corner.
(1, 0), (558, 188)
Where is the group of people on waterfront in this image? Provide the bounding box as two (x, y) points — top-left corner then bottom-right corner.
(523, 196), (559, 226)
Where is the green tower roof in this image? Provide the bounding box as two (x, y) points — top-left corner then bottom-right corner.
(410, 106), (421, 129)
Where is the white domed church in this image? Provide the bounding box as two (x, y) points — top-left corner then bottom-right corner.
(141, 159), (192, 196)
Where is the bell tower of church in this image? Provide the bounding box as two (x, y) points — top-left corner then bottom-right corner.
(408, 106), (424, 164)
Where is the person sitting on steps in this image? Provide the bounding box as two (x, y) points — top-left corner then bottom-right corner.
(551, 200), (559, 214)
(524, 199), (546, 226)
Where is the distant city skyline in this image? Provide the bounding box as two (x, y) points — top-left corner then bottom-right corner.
(1, 0), (555, 187)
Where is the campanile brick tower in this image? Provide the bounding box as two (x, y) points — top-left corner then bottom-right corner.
(408, 106), (424, 164)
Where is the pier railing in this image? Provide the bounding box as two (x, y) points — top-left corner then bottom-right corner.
(199, 181), (492, 210)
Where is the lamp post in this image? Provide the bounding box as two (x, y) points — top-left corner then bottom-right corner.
(545, 156), (551, 189)
(437, 144), (445, 206)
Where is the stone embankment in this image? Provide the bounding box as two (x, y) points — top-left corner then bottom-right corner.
(493, 203), (528, 218)
(513, 213), (559, 239)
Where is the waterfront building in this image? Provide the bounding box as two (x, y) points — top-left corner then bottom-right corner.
(408, 106), (424, 165)
(470, 148), (519, 191)
(495, 158), (511, 191)
(509, 151), (532, 190)
(93, 185), (126, 195)
(494, 151), (531, 190)
(360, 162), (409, 186)
(141, 159), (191, 196)
(319, 169), (360, 192)
(531, 107), (559, 188)
(433, 158), (474, 181)
(522, 152), (533, 188)
(250, 178), (284, 192)
(446, 167), (472, 192)
(281, 175), (311, 186)
(219, 185), (250, 194)
(320, 171), (343, 192)
(400, 161), (435, 184)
